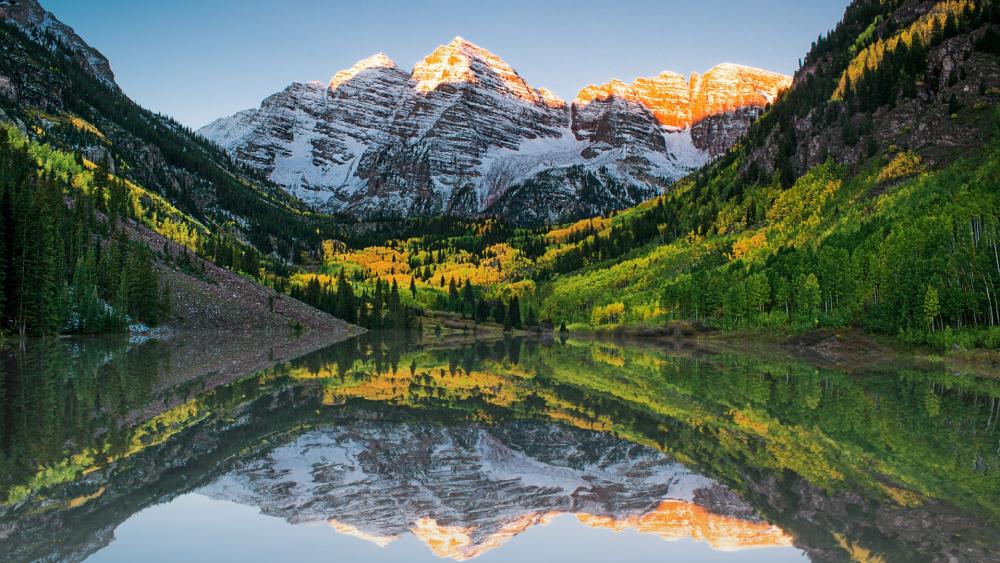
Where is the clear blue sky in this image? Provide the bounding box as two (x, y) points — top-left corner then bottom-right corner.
(43, 0), (849, 129)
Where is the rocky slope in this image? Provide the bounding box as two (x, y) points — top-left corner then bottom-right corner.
(201, 38), (789, 224)
(734, 0), (1000, 186)
(0, 0), (116, 86)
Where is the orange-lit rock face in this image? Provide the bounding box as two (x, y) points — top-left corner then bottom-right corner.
(328, 52), (398, 90)
(578, 500), (794, 552)
(410, 513), (558, 561)
(574, 63), (791, 130)
(335, 502), (791, 560)
(411, 36), (561, 108)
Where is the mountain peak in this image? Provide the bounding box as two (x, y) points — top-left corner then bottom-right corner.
(329, 52), (401, 90)
(357, 52), (397, 69)
(411, 36), (541, 103)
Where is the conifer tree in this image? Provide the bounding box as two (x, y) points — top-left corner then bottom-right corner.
(507, 296), (522, 330)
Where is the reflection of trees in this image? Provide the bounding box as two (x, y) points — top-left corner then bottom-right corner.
(0, 336), (160, 501)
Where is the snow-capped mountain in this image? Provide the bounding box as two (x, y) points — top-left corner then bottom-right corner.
(200, 420), (791, 560)
(200, 37), (790, 224)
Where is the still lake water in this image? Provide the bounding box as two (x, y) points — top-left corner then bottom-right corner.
(0, 332), (997, 562)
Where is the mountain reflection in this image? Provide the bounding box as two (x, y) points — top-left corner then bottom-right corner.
(201, 420), (791, 560)
(1, 332), (998, 562)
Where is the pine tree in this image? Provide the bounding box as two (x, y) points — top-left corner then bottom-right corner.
(507, 296), (522, 330)
(389, 279), (402, 329)
(525, 306), (538, 327)
(335, 270), (357, 323)
(0, 184), (5, 325)
(461, 280), (474, 318)
(493, 301), (506, 326)
(475, 298), (489, 323)
(448, 278), (459, 311)
(161, 280), (172, 322)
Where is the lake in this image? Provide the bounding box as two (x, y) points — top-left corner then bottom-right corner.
(1, 332), (998, 562)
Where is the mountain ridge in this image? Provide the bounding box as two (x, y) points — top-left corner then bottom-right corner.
(200, 37), (790, 224)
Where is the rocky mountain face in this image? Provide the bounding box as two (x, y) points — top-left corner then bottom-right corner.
(200, 38), (789, 224)
(573, 63), (790, 156)
(737, 0), (1000, 186)
(0, 0), (116, 87)
(200, 420), (791, 560)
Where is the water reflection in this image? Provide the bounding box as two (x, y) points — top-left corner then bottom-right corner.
(200, 420), (790, 560)
(0, 332), (998, 562)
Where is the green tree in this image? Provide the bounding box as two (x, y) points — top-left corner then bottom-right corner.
(797, 273), (822, 321)
(461, 280), (475, 318)
(745, 273), (771, 318)
(923, 285), (940, 332)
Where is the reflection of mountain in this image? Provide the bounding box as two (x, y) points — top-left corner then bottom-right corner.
(200, 421), (790, 560)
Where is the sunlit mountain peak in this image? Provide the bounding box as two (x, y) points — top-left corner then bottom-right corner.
(411, 36), (542, 104)
(329, 52), (399, 89)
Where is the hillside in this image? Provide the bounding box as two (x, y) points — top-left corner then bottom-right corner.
(0, 0), (371, 338)
(0, 1), (343, 261)
(0, 124), (356, 339)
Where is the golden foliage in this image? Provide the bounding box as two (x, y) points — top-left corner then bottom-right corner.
(545, 217), (611, 244)
(729, 231), (768, 262)
(834, 1), (974, 99)
(591, 302), (626, 326)
(876, 151), (923, 184)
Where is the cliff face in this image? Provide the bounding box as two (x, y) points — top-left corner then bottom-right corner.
(350, 37), (571, 216)
(199, 53), (411, 202)
(200, 38), (790, 224)
(738, 0), (1000, 186)
(0, 0), (116, 87)
(573, 64), (790, 155)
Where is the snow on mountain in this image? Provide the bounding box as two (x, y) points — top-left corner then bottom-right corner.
(0, 0), (117, 87)
(199, 420), (789, 560)
(199, 38), (790, 223)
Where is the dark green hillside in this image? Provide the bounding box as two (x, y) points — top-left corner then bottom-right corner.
(0, 20), (338, 261)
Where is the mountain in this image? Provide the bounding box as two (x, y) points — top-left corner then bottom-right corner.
(200, 38), (789, 224)
(484, 0), (1000, 345)
(0, 0), (116, 86)
(0, 0), (366, 337)
(0, 0), (340, 261)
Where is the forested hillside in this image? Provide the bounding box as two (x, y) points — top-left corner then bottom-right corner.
(0, 8), (372, 337)
(0, 127), (167, 335)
